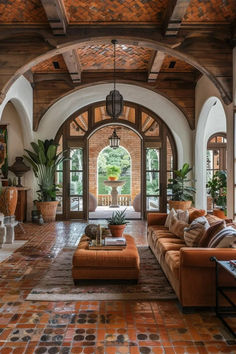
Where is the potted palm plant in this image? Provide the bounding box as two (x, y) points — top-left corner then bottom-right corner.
(106, 165), (121, 181)
(106, 209), (128, 237)
(167, 163), (196, 211)
(24, 139), (67, 222)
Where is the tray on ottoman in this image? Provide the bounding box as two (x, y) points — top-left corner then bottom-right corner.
(72, 234), (140, 284)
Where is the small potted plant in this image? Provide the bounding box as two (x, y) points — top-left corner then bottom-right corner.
(106, 209), (128, 237)
(106, 165), (121, 181)
(206, 170), (227, 218)
(24, 139), (68, 222)
(167, 163), (196, 210)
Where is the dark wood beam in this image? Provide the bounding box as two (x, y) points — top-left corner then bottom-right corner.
(148, 51), (165, 82)
(62, 49), (81, 84)
(40, 0), (68, 35)
(163, 0), (191, 36)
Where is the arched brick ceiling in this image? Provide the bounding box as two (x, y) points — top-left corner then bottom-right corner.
(0, 0), (235, 24)
(183, 0), (236, 23)
(31, 48), (197, 74)
(160, 56), (195, 73)
(64, 0), (167, 24)
(0, 0), (48, 24)
(77, 44), (153, 71)
(32, 55), (68, 73)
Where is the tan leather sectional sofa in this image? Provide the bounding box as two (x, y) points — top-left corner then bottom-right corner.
(147, 212), (236, 310)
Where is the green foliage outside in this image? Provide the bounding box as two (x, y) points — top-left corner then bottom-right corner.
(98, 147), (131, 195)
(206, 170), (227, 212)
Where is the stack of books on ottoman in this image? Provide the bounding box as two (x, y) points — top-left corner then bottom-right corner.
(89, 236), (127, 250)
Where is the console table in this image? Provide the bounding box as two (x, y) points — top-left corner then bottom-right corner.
(211, 257), (236, 337)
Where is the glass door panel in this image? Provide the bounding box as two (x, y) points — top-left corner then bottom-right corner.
(145, 148), (160, 211)
(68, 147), (85, 218)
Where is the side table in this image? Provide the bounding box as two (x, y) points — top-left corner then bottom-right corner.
(210, 257), (236, 337)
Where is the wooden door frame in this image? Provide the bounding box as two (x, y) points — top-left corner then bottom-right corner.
(55, 101), (177, 220)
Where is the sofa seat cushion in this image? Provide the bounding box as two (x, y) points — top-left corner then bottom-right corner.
(152, 229), (178, 246)
(165, 250), (180, 280)
(157, 238), (186, 256)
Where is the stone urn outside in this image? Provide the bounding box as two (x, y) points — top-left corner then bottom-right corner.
(104, 180), (125, 208)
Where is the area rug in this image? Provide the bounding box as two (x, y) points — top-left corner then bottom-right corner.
(27, 246), (177, 301)
(0, 240), (27, 263)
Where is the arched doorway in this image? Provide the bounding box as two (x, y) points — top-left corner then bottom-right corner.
(89, 126), (139, 219)
(55, 101), (177, 220)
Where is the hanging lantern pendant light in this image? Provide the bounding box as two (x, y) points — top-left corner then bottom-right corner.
(109, 128), (120, 149)
(106, 39), (123, 119)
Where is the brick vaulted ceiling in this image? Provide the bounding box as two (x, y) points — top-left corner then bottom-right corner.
(0, 1), (235, 131)
(0, 0), (235, 24)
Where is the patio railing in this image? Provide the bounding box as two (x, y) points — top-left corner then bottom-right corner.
(98, 194), (131, 207)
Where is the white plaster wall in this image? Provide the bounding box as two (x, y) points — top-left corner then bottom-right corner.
(0, 76), (34, 220)
(37, 83), (192, 167)
(0, 76), (33, 147)
(195, 75), (232, 215)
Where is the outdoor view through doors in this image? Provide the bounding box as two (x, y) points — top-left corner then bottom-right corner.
(55, 101), (177, 220)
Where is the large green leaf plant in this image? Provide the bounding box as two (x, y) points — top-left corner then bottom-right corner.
(24, 139), (67, 202)
(168, 163), (196, 201)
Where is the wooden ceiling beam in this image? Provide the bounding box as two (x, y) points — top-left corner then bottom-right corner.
(40, 0), (68, 35)
(62, 49), (82, 84)
(148, 51), (165, 83)
(163, 0), (191, 36)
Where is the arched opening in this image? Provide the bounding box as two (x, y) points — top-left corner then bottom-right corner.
(55, 101), (177, 220)
(195, 97), (227, 211)
(206, 133), (227, 212)
(89, 126), (140, 219)
(97, 146), (131, 201)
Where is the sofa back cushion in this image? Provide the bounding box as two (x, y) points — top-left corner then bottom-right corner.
(184, 216), (210, 247)
(169, 215), (189, 239)
(165, 208), (189, 228)
(189, 208), (206, 223)
(198, 220), (226, 247)
(208, 227), (236, 248)
(164, 208), (176, 228)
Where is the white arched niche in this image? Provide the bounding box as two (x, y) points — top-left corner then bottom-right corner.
(0, 76), (33, 146)
(36, 83), (192, 167)
(195, 97), (227, 210)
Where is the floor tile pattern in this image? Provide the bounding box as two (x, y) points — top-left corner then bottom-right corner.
(0, 220), (236, 353)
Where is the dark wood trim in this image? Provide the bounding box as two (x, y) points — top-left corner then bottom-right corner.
(54, 100), (178, 220)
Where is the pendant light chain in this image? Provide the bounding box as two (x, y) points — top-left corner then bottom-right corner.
(113, 39), (116, 91)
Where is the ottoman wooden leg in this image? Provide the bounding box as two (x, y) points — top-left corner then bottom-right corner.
(74, 279), (79, 286)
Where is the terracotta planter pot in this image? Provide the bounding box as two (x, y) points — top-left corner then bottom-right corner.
(213, 209), (226, 219)
(108, 224), (126, 237)
(168, 200), (192, 211)
(36, 201), (59, 222)
(0, 187), (18, 216)
(108, 176), (118, 181)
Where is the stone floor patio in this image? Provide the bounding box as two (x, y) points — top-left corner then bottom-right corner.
(0, 220), (235, 353)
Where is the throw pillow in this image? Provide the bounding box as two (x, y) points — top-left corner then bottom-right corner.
(184, 216), (210, 247)
(198, 220), (226, 247)
(206, 214), (223, 225)
(164, 208), (176, 228)
(169, 215), (189, 239)
(176, 209), (189, 223)
(208, 227), (236, 248)
(189, 209), (206, 223)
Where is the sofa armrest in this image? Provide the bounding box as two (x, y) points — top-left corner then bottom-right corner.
(180, 247), (236, 268)
(147, 213), (167, 226)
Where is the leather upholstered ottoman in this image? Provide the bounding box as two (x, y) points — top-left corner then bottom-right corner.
(72, 234), (140, 284)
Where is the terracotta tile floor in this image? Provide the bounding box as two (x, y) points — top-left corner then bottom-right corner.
(0, 220), (235, 353)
